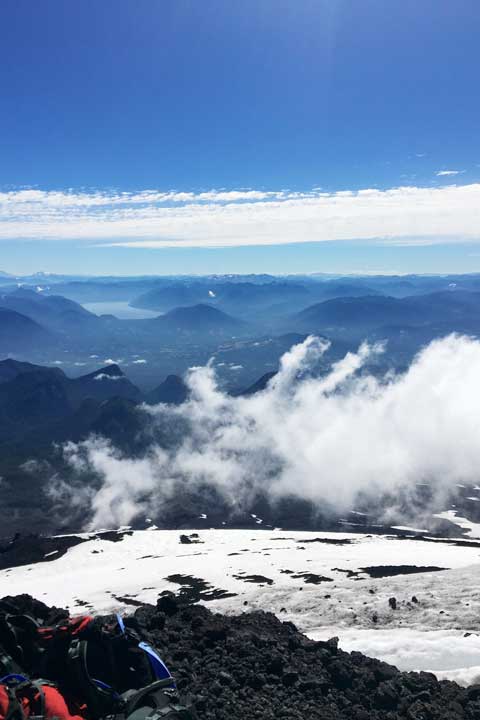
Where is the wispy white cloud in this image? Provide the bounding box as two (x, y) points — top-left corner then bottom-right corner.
(1, 183), (480, 248)
(436, 170), (463, 176)
(93, 373), (124, 381)
(0, 188), (286, 208)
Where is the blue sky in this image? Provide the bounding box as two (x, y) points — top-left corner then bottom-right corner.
(1, 0), (479, 275)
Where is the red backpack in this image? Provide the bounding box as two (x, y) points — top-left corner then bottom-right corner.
(0, 613), (191, 720)
(0, 677), (85, 720)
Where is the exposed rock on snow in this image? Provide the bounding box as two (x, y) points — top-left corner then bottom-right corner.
(3, 529), (480, 685)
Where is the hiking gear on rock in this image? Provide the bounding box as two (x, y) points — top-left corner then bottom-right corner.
(0, 615), (41, 677)
(113, 681), (192, 720)
(0, 613), (193, 720)
(0, 675), (85, 720)
(37, 614), (176, 718)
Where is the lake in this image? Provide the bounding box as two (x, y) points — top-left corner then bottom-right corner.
(82, 301), (161, 319)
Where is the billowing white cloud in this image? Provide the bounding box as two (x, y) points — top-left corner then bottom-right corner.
(57, 333), (480, 530)
(1, 183), (480, 247)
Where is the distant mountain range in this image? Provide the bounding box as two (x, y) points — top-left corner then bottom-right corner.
(0, 307), (55, 351)
(149, 303), (246, 334)
(0, 288), (97, 329)
(294, 290), (480, 337)
(145, 374), (189, 405)
(131, 281), (313, 316)
(3, 280), (480, 394)
(0, 290), (249, 355)
(0, 355), (279, 455)
(0, 360), (141, 444)
(3, 271), (480, 535)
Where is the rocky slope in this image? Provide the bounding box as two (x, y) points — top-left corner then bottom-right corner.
(2, 593), (480, 720)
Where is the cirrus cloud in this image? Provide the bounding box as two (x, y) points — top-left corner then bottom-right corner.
(1, 183), (480, 248)
(435, 170), (463, 177)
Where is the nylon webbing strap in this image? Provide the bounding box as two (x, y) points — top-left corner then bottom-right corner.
(4, 688), (25, 720)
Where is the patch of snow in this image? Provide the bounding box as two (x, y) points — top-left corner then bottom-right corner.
(391, 526), (428, 533)
(4, 529), (480, 683)
(93, 374), (124, 381)
(307, 627), (480, 686)
(434, 511), (480, 538)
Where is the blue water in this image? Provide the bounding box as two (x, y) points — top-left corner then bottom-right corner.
(82, 301), (161, 319)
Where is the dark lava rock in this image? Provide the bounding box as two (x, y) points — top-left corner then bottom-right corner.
(375, 680), (399, 710)
(297, 538), (352, 545)
(360, 565), (447, 578)
(0, 530), (133, 571)
(2, 594), (479, 719)
(332, 567), (362, 578)
(232, 574), (274, 586)
(164, 574), (237, 602)
(179, 534), (203, 545)
(96, 530), (133, 543)
(291, 572), (333, 584)
(157, 591), (179, 616)
(0, 534), (86, 570)
(111, 594), (145, 607)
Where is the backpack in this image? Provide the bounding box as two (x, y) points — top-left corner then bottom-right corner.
(0, 613), (194, 720)
(0, 676), (85, 720)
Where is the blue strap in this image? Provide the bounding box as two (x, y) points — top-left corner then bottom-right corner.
(115, 614), (126, 634)
(0, 674), (28, 685)
(91, 678), (121, 698)
(138, 642), (173, 683)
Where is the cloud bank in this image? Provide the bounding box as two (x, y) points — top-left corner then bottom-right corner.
(2, 183), (480, 247)
(56, 333), (480, 530)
